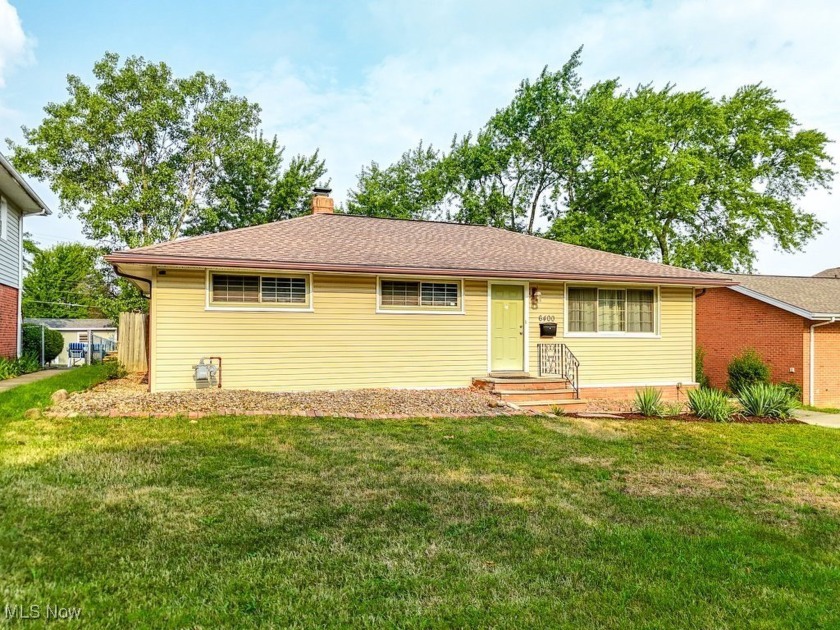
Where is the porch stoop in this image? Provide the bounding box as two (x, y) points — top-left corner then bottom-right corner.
(473, 376), (587, 413)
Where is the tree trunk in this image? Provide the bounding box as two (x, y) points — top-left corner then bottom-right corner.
(656, 230), (671, 266)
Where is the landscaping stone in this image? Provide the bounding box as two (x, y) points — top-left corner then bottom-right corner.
(23, 407), (41, 419)
(50, 389), (68, 403)
(52, 376), (506, 419)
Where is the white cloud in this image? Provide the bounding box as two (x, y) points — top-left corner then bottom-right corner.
(244, 0), (840, 274)
(0, 0), (33, 87)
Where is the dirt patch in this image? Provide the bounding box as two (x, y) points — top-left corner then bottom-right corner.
(623, 469), (729, 498)
(50, 377), (512, 418)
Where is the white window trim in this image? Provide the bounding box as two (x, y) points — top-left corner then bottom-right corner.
(486, 280), (530, 374)
(564, 284), (661, 338)
(204, 269), (314, 312)
(375, 276), (466, 315)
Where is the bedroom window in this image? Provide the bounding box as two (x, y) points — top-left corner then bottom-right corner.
(568, 287), (656, 334)
(209, 273), (310, 309)
(379, 279), (462, 312)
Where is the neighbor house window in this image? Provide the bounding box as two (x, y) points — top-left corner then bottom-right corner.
(568, 287), (656, 334)
(210, 273), (310, 308)
(379, 279), (461, 311)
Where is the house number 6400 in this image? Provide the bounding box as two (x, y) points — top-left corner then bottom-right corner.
(538, 315), (556, 322)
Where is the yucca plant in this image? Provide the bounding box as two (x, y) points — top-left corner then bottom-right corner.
(633, 387), (664, 417)
(737, 383), (797, 419)
(687, 387), (738, 423)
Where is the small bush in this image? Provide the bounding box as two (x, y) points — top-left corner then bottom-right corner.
(633, 387), (664, 417)
(688, 388), (738, 423)
(664, 401), (685, 417)
(695, 347), (710, 389)
(22, 325), (64, 364)
(727, 349), (770, 395)
(779, 380), (803, 402)
(737, 383), (797, 419)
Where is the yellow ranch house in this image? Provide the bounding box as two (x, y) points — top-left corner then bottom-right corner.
(106, 190), (733, 411)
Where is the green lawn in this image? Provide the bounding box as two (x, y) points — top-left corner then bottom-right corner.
(0, 374), (838, 627)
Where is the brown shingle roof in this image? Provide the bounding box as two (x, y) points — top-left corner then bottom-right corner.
(728, 274), (840, 317)
(106, 214), (732, 286)
(814, 267), (840, 279)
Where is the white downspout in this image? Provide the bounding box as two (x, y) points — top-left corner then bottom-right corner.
(810, 317), (837, 406)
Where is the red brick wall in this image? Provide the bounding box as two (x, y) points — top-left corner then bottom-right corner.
(695, 288), (807, 396)
(814, 323), (840, 407)
(0, 283), (19, 359)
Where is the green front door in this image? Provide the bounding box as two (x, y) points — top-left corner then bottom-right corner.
(490, 284), (525, 372)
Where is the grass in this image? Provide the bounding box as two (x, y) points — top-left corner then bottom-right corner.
(0, 363), (118, 419)
(0, 374), (839, 627)
(802, 405), (840, 414)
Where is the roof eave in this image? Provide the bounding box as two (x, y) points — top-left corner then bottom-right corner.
(0, 152), (52, 216)
(104, 253), (735, 287)
(729, 285), (840, 320)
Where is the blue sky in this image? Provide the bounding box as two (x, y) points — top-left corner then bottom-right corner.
(1, 0), (838, 274)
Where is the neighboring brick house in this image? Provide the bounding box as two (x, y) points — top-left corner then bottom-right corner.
(696, 275), (840, 407)
(0, 153), (51, 358)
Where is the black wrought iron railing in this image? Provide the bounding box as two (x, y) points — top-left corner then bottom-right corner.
(538, 343), (580, 398)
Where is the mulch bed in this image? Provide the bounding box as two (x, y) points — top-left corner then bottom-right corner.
(570, 413), (804, 424)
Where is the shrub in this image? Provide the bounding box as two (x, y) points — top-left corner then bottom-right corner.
(779, 380), (803, 402)
(633, 387), (664, 417)
(737, 383), (797, 419)
(695, 347), (710, 389)
(664, 401), (685, 417)
(0, 354), (41, 381)
(688, 388), (738, 422)
(727, 349), (770, 395)
(22, 325), (64, 364)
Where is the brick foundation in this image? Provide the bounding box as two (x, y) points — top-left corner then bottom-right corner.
(0, 283), (18, 359)
(579, 384), (696, 412)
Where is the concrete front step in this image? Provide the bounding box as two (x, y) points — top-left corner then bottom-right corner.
(473, 377), (572, 392)
(495, 388), (578, 403)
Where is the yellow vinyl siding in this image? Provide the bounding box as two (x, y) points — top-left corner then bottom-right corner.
(151, 270), (487, 392)
(150, 269), (696, 392)
(527, 283), (695, 385)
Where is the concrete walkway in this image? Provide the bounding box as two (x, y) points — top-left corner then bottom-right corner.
(0, 368), (64, 393)
(794, 408), (840, 428)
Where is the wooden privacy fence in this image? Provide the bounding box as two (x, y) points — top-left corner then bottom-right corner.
(118, 313), (148, 373)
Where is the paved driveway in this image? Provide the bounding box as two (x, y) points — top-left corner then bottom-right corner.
(794, 408), (840, 428)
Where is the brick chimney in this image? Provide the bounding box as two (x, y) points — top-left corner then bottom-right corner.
(311, 187), (334, 214)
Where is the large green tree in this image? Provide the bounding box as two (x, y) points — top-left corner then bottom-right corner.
(345, 142), (445, 220)
(8, 53), (324, 249)
(347, 50), (834, 271)
(22, 242), (147, 322)
(548, 82), (833, 270)
(187, 134), (327, 234)
(22, 243), (109, 319)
